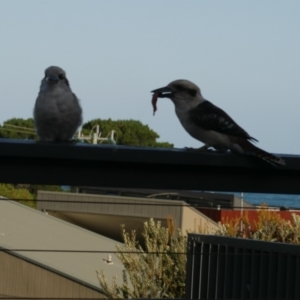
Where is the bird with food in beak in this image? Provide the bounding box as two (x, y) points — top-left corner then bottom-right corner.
(151, 79), (285, 167)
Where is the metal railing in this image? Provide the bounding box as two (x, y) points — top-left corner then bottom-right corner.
(0, 139), (299, 193)
(186, 234), (300, 299)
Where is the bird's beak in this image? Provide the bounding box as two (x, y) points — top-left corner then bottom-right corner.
(46, 75), (60, 82)
(151, 86), (173, 98)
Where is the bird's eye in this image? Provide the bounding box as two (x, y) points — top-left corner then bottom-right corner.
(188, 89), (197, 97)
(175, 84), (185, 91)
(58, 74), (65, 80)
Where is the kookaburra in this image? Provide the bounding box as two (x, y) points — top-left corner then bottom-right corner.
(151, 79), (285, 166)
(34, 66), (82, 142)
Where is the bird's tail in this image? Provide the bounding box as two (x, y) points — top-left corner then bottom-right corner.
(239, 140), (285, 167)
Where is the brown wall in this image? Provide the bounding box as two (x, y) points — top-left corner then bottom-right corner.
(198, 208), (300, 227)
(37, 191), (184, 223)
(0, 251), (104, 299)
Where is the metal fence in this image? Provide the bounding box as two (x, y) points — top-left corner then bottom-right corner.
(186, 234), (300, 299)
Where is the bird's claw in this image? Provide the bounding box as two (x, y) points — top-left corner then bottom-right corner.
(184, 146), (212, 152)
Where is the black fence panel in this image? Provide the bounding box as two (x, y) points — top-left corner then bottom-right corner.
(186, 234), (300, 300)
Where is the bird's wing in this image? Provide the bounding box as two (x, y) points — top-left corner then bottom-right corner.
(188, 101), (257, 142)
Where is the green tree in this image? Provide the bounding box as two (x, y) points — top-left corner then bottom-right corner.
(82, 119), (173, 148)
(0, 118), (36, 139)
(97, 218), (186, 299)
(0, 117), (173, 148)
(0, 184), (35, 208)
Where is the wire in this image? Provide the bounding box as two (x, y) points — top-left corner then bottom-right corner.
(1, 249), (298, 256)
(0, 298), (109, 300)
(1, 249), (188, 254)
(3, 124), (36, 131)
(0, 128), (36, 135)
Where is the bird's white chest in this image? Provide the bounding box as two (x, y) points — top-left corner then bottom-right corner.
(37, 87), (71, 112)
(176, 108), (208, 139)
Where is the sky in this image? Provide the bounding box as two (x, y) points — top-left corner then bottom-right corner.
(0, 1), (299, 154)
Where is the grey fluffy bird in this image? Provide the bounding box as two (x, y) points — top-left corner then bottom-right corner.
(34, 66), (82, 142)
(151, 79), (285, 166)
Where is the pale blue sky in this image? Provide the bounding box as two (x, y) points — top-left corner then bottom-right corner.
(0, 1), (299, 154)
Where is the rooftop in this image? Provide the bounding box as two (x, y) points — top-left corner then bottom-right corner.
(0, 198), (124, 292)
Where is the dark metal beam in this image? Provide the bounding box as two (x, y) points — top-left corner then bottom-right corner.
(0, 139), (299, 194)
